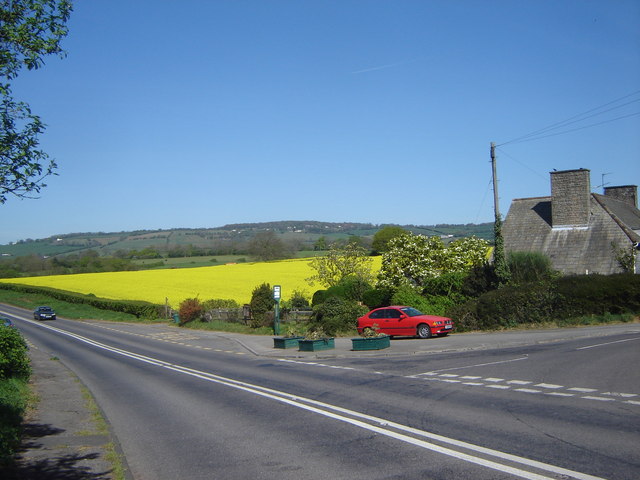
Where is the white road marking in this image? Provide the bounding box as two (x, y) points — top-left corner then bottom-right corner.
(419, 355), (528, 375)
(576, 336), (640, 350)
(535, 383), (563, 389)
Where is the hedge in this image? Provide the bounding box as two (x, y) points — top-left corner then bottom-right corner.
(0, 283), (165, 319)
(449, 274), (640, 331)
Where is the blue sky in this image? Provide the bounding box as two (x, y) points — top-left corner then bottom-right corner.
(2, 0), (639, 245)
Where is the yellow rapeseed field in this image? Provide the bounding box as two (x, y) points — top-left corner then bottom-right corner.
(1, 257), (382, 307)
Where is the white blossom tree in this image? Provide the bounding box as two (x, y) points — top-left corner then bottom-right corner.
(377, 233), (489, 289)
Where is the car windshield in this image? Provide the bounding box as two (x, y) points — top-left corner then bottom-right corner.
(400, 307), (423, 317)
(38, 307), (53, 312)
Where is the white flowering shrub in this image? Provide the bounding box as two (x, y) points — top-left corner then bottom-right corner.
(377, 233), (489, 289)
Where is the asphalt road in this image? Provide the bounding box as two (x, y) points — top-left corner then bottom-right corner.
(3, 305), (639, 480)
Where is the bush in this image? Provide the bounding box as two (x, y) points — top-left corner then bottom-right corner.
(0, 378), (29, 466)
(309, 297), (369, 336)
(201, 298), (240, 309)
(449, 274), (640, 332)
(0, 327), (30, 466)
(507, 251), (556, 284)
(391, 285), (434, 313)
(0, 327), (31, 380)
(249, 283), (273, 328)
(362, 287), (393, 309)
(324, 276), (372, 303)
(178, 298), (204, 325)
(311, 289), (328, 307)
(288, 290), (310, 309)
(555, 274), (640, 317)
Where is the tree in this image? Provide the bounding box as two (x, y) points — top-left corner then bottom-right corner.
(1, 0), (73, 203)
(306, 243), (374, 288)
(371, 226), (407, 254)
(377, 233), (489, 289)
(313, 236), (328, 251)
(247, 231), (291, 261)
(249, 282), (273, 328)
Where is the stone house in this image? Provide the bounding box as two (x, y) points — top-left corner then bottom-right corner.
(502, 168), (640, 275)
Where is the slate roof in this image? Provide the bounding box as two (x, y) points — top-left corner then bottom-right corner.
(503, 193), (640, 275)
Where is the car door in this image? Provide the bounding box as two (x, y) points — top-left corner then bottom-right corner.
(382, 308), (404, 335)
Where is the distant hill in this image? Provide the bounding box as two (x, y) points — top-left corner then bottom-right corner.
(0, 221), (493, 257)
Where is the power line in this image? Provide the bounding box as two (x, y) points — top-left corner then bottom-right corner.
(503, 111), (640, 144)
(498, 88), (640, 146)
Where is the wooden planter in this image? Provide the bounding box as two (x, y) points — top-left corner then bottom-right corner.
(298, 338), (335, 352)
(351, 335), (391, 351)
(273, 336), (304, 349)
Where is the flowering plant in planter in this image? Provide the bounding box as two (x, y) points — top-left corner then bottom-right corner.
(298, 327), (335, 351)
(352, 324), (390, 351)
(273, 323), (306, 349)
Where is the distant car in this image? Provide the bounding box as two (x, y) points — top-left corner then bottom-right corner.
(357, 306), (454, 339)
(1, 316), (14, 328)
(33, 306), (56, 321)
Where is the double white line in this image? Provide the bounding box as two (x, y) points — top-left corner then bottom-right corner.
(23, 317), (605, 480)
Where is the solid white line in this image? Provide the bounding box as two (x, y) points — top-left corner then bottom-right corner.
(419, 356), (528, 375)
(18, 317), (607, 480)
(576, 336), (640, 350)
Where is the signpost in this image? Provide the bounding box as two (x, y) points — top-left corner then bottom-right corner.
(273, 285), (281, 335)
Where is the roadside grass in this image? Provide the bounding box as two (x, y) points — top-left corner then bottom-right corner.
(78, 382), (126, 480)
(177, 319), (273, 335)
(0, 289), (163, 324)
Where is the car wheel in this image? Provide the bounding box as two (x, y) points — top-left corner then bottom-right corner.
(417, 324), (432, 339)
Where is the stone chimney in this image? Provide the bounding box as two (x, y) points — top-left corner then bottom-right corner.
(551, 168), (591, 228)
(604, 185), (638, 208)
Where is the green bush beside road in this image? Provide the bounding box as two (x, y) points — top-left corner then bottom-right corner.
(450, 274), (640, 331)
(0, 325), (31, 466)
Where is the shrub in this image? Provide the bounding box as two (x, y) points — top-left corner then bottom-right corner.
(449, 273), (640, 331)
(201, 298), (240, 309)
(462, 264), (500, 297)
(390, 285), (434, 313)
(178, 298), (204, 325)
(362, 287), (393, 309)
(249, 282), (273, 328)
(0, 327), (31, 380)
(309, 297), (368, 336)
(0, 378), (29, 466)
(324, 276), (372, 303)
(507, 251), (557, 284)
(555, 274), (640, 317)
(288, 290), (310, 309)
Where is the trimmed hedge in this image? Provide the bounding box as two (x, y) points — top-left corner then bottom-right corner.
(0, 283), (164, 319)
(449, 274), (640, 331)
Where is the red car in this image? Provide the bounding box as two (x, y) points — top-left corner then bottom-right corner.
(357, 306), (454, 339)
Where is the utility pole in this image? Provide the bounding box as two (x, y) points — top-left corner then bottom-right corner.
(491, 142), (500, 219)
(490, 141), (510, 284)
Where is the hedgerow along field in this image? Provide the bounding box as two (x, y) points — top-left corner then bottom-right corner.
(0, 257), (382, 307)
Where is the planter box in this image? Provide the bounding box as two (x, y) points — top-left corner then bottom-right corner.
(351, 335), (391, 351)
(298, 338), (335, 352)
(273, 336), (304, 349)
